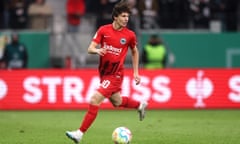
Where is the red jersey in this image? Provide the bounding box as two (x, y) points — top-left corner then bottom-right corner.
(92, 24), (137, 77)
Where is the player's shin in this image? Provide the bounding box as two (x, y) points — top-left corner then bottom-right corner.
(79, 104), (99, 133)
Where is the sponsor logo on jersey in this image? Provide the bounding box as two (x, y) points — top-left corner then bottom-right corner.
(103, 43), (122, 55)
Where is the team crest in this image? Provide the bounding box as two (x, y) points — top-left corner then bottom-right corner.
(120, 38), (126, 45)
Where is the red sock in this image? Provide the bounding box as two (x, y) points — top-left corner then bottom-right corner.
(119, 97), (140, 109)
(79, 104), (99, 133)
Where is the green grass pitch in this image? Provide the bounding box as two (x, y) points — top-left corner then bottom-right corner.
(0, 109), (240, 144)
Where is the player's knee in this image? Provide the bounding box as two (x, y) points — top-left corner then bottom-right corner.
(89, 96), (100, 105)
(89, 92), (104, 106)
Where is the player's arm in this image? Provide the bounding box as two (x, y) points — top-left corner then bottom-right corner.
(130, 46), (141, 85)
(87, 41), (106, 56)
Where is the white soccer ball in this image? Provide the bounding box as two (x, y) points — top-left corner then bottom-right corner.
(112, 126), (132, 144)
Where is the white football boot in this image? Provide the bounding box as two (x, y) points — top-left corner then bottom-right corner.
(138, 101), (148, 121)
(66, 129), (83, 144)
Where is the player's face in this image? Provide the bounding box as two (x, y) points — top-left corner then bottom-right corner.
(115, 12), (129, 28)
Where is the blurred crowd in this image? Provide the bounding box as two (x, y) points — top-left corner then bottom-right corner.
(0, 0), (240, 31)
(0, 0), (53, 30)
(89, 0), (240, 31)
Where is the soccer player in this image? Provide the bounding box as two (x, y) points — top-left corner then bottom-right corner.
(65, 1), (148, 143)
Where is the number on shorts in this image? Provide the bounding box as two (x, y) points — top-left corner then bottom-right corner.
(101, 80), (110, 88)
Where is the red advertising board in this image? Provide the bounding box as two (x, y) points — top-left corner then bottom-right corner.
(0, 69), (240, 110)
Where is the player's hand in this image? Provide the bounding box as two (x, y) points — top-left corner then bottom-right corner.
(134, 74), (141, 85)
(96, 48), (107, 56)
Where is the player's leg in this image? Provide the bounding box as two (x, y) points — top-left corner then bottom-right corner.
(110, 92), (139, 108)
(109, 93), (148, 121)
(66, 91), (105, 143)
(79, 91), (105, 132)
(109, 92), (122, 107)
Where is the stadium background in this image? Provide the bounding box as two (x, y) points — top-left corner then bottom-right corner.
(0, 0), (239, 109)
(0, 1), (240, 144)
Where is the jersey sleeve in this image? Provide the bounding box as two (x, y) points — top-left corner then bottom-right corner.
(92, 26), (104, 44)
(129, 32), (137, 49)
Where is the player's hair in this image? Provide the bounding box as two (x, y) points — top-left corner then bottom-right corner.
(112, 0), (131, 20)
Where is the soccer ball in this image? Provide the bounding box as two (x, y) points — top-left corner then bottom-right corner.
(112, 127), (132, 144)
